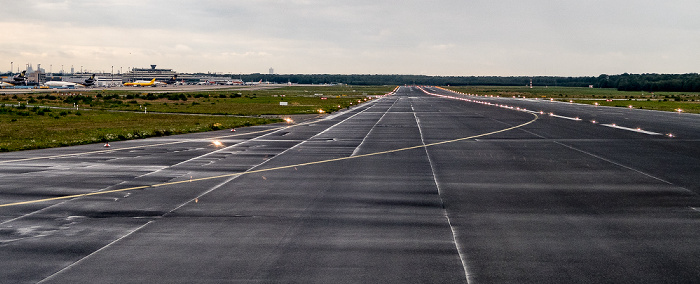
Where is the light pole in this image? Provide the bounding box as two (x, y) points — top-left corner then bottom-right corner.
(10, 62), (12, 76)
(111, 66), (114, 88)
(81, 66), (83, 74)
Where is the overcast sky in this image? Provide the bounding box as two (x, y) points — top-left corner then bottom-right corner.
(2, 0), (699, 76)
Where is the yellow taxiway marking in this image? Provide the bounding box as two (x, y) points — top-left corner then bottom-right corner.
(0, 113), (538, 208)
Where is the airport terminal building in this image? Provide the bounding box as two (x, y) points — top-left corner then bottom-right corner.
(123, 65), (194, 83)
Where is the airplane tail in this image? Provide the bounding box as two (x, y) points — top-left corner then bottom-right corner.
(150, 78), (156, 83)
(84, 74), (96, 86)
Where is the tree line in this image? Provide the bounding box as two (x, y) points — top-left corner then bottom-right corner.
(237, 73), (700, 92)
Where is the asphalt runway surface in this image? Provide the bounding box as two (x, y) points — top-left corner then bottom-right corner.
(1, 86), (699, 283)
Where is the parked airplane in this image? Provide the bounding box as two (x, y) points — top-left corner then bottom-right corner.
(43, 74), (96, 88)
(11, 71), (28, 85)
(43, 81), (84, 88)
(0, 82), (14, 88)
(162, 75), (178, 85)
(83, 74), (96, 87)
(124, 78), (158, 87)
(245, 79), (263, 85)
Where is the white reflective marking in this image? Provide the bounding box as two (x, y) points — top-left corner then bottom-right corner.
(601, 124), (662, 135)
(411, 101), (473, 284)
(549, 114), (582, 121)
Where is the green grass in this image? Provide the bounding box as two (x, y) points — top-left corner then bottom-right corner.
(576, 100), (700, 113)
(0, 105), (278, 152)
(4, 85), (393, 115)
(0, 85), (394, 152)
(445, 86), (700, 113)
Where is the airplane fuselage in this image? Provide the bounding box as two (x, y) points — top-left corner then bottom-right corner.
(124, 78), (157, 87)
(44, 81), (84, 88)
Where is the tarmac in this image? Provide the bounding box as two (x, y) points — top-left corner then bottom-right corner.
(1, 86), (699, 283)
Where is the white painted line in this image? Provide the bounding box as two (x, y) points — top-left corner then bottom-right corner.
(549, 114), (582, 121)
(351, 97), (400, 156)
(412, 106), (472, 284)
(601, 124), (662, 135)
(38, 220), (155, 283)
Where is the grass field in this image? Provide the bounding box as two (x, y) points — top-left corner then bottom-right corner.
(0, 85), (395, 152)
(4, 85), (393, 115)
(0, 106), (277, 152)
(445, 86), (700, 113)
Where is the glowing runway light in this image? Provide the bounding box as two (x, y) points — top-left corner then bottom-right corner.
(212, 140), (223, 147)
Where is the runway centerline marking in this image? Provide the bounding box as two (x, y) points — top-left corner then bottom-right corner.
(0, 112), (539, 208)
(411, 100), (473, 284)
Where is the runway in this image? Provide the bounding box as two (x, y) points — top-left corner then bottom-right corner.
(1, 86), (699, 283)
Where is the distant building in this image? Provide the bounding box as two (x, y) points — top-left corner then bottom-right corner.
(124, 65), (191, 83)
(27, 70), (46, 84)
(124, 65), (177, 82)
(269, 67), (274, 75)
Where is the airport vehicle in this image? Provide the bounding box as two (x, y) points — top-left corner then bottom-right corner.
(124, 78), (158, 87)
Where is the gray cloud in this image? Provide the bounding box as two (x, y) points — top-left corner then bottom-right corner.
(2, 0), (699, 75)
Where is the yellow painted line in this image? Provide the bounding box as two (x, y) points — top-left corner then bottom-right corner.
(0, 113), (538, 208)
